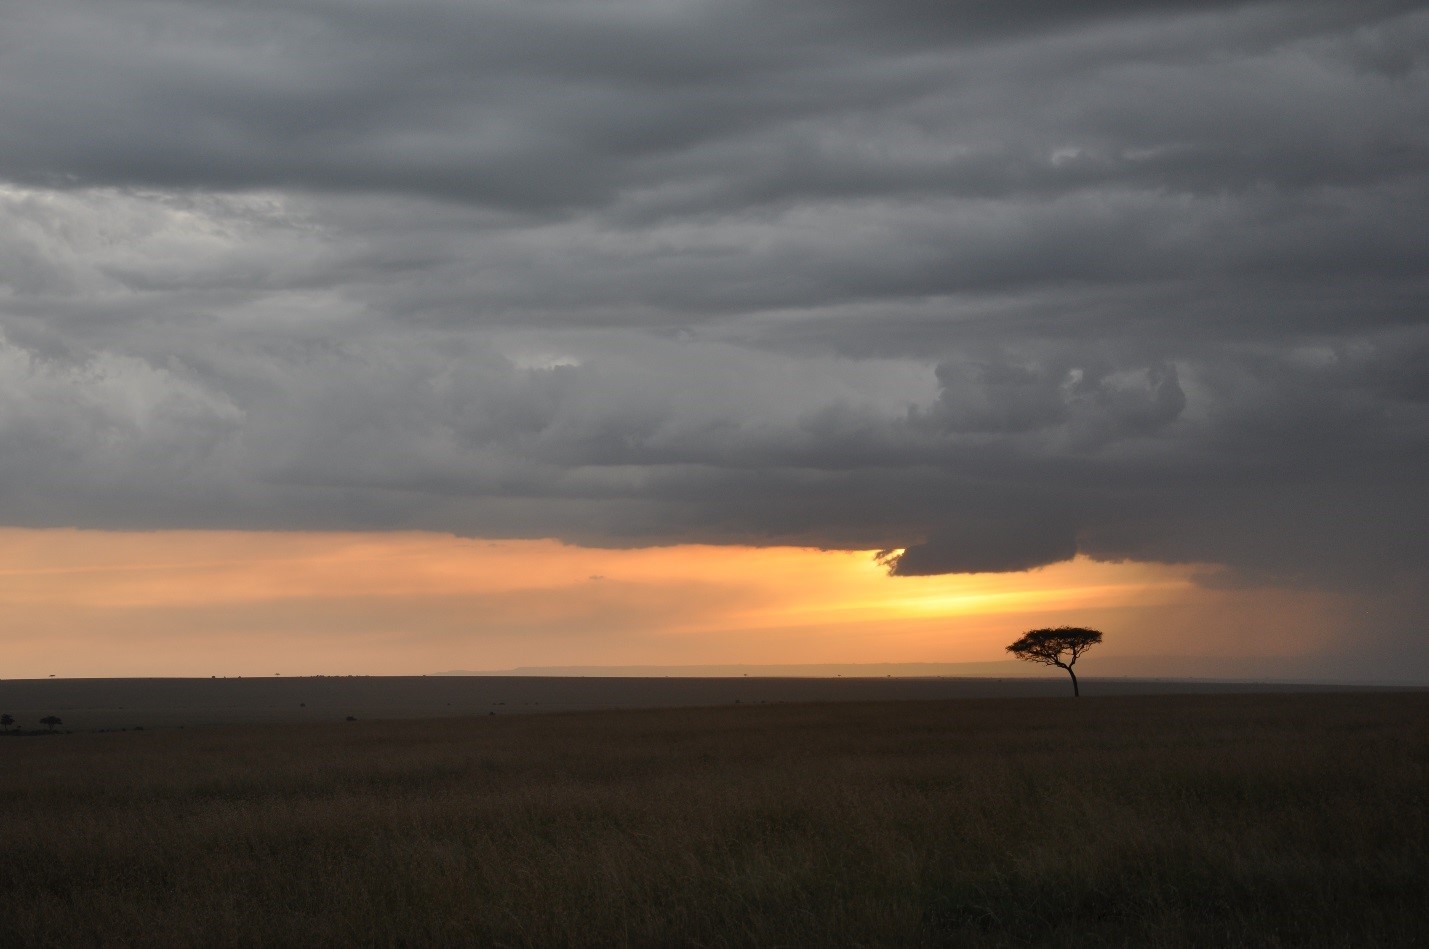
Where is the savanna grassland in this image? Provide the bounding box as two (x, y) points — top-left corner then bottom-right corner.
(2, 692), (1426, 947)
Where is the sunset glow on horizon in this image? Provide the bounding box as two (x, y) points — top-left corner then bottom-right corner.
(0, 527), (1356, 680)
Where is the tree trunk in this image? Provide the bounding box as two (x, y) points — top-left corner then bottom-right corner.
(1066, 665), (1080, 697)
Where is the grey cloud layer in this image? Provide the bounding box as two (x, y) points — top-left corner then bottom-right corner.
(2, 1), (1428, 618)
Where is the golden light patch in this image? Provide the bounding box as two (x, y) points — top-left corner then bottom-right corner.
(0, 528), (1329, 678)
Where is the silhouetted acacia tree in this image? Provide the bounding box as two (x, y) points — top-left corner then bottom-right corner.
(0, 714), (13, 732)
(40, 715), (62, 731)
(1007, 627), (1102, 697)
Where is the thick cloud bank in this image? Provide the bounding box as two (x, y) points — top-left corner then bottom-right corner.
(2, 1), (1427, 604)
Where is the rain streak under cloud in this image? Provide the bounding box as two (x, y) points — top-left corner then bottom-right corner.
(1, 1), (1427, 675)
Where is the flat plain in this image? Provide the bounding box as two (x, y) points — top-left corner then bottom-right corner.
(2, 690), (1426, 946)
(0, 673), (1400, 731)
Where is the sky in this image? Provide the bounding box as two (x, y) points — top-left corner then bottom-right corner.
(1, 0), (1426, 681)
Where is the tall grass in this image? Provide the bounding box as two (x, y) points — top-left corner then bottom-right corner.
(2, 693), (1425, 946)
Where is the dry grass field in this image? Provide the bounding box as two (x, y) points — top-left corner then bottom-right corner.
(2, 692), (1426, 947)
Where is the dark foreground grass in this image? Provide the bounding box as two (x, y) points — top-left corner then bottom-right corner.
(1, 692), (1425, 947)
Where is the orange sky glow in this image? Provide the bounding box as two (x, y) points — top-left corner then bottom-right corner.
(0, 528), (1349, 679)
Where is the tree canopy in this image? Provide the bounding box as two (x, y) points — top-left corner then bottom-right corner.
(1007, 626), (1102, 696)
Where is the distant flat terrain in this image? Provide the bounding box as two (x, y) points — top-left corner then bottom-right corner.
(0, 674), (1414, 730)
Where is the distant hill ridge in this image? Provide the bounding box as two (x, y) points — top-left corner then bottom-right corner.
(438, 661), (1046, 678)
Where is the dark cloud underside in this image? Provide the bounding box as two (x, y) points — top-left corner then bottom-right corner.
(1, 0), (1427, 644)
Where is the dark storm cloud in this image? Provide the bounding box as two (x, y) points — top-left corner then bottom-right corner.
(3, 0), (1423, 209)
(2, 0), (1428, 640)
